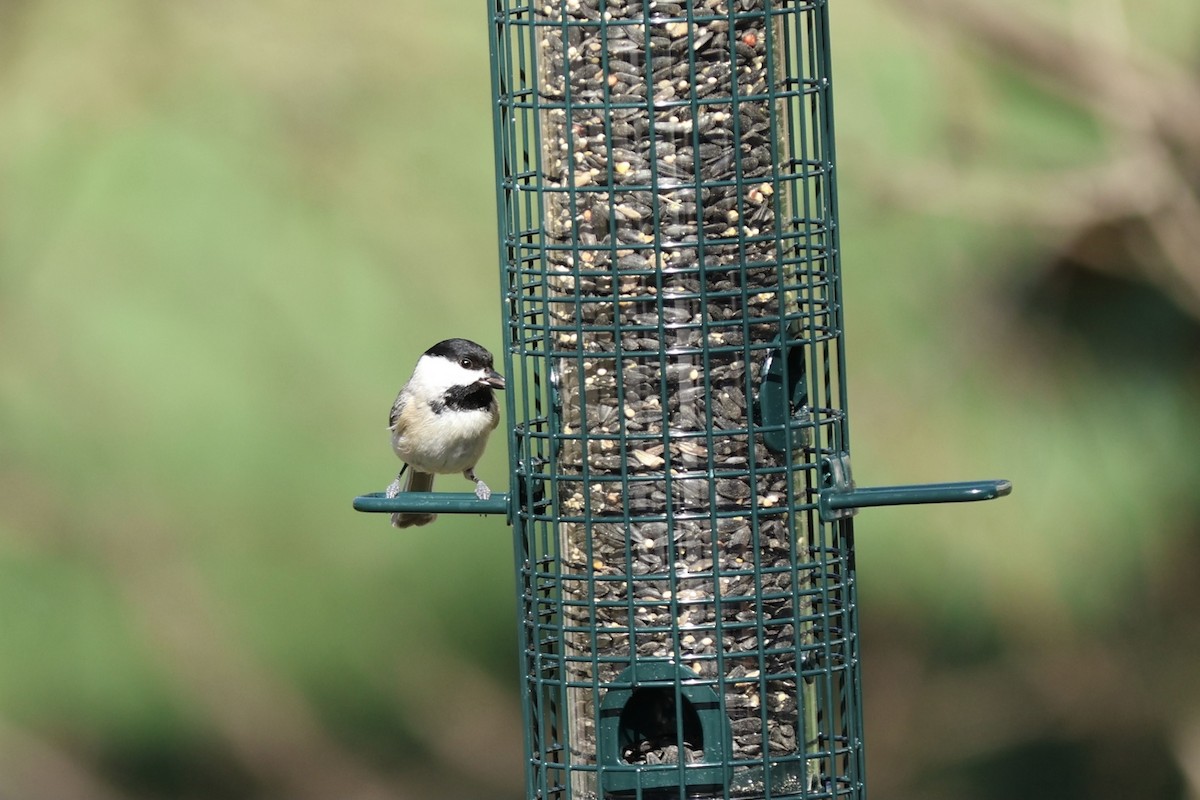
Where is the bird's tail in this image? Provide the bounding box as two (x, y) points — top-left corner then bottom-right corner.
(390, 469), (437, 528)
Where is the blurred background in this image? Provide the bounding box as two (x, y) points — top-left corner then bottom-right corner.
(1, 0), (1198, 797)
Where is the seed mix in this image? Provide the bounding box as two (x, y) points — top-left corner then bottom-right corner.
(534, 0), (824, 792)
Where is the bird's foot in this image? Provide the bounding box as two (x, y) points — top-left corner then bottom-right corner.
(464, 467), (491, 500)
(385, 476), (403, 498)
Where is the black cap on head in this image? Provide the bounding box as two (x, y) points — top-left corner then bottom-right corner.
(424, 338), (495, 369)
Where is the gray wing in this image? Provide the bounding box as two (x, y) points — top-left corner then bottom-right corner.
(389, 389), (409, 435)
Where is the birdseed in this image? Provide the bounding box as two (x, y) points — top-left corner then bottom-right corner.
(527, 0), (839, 795)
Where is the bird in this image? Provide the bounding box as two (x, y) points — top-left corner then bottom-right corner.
(385, 338), (505, 528)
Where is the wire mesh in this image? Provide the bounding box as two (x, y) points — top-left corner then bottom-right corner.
(490, 1), (863, 797)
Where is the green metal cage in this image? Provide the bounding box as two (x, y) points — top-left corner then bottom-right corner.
(355, 1), (1009, 798)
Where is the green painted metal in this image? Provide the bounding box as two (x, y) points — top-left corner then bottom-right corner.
(823, 480), (1013, 513)
(758, 341), (810, 455)
(489, 1), (875, 798)
(352, 491), (512, 518)
(354, 1), (1009, 798)
(598, 661), (733, 795)
(351, 481), (1010, 520)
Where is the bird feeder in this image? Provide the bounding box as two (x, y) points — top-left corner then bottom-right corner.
(355, 1), (1010, 798)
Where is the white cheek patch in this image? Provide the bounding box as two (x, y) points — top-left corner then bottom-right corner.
(414, 354), (483, 393)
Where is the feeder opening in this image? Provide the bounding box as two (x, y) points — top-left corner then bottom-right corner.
(619, 687), (706, 765)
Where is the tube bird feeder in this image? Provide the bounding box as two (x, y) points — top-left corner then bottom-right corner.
(356, 1), (1010, 797)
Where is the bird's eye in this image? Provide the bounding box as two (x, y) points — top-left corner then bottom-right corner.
(460, 358), (473, 369)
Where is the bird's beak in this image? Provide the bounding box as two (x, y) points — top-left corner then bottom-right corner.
(481, 369), (506, 390)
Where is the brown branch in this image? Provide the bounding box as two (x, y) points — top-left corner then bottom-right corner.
(393, 648), (525, 794)
(0, 723), (132, 800)
(87, 505), (411, 800)
(1171, 716), (1200, 800)
(891, 0), (1200, 145)
(869, 0), (1200, 318)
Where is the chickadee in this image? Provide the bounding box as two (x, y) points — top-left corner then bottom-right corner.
(385, 338), (505, 528)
